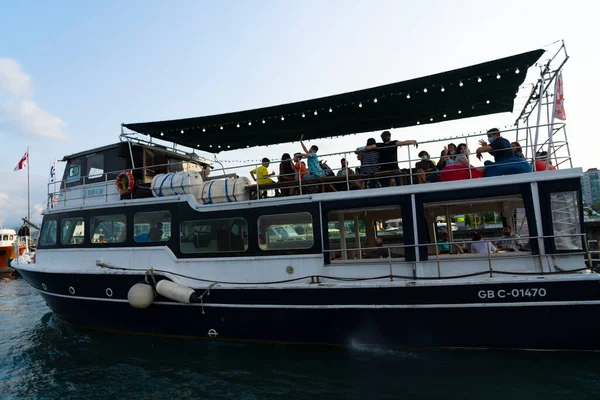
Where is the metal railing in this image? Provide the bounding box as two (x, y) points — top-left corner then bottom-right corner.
(324, 233), (593, 281)
(48, 124), (573, 207)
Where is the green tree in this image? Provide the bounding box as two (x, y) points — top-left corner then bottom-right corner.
(593, 199), (600, 214)
(465, 214), (474, 227)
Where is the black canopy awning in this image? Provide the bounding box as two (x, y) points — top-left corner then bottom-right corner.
(123, 49), (544, 153)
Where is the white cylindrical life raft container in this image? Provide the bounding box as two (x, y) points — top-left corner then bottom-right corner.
(151, 171), (203, 197)
(194, 177), (251, 204)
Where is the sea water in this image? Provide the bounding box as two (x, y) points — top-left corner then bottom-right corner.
(1, 277), (600, 400)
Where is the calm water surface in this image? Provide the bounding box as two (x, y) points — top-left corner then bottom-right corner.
(1, 277), (600, 399)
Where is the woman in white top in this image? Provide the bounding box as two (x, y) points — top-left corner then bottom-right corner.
(441, 143), (457, 167)
(470, 232), (497, 254)
(454, 143), (470, 167)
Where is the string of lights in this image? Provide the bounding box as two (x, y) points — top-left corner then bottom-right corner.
(210, 122), (531, 165)
(150, 65), (531, 139)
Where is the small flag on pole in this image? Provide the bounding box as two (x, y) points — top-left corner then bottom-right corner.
(50, 160), (56, 183)
(554, 72), (566, 120)
(14, 150), (28, 171)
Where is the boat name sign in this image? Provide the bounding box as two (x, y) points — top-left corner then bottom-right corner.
(86, 187), (105, 197)
(478, 288), (548, 299)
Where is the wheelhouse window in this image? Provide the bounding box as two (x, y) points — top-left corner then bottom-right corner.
(39, 220), (58, 246)
(2, 235), (8, 241)
(61, 217), (85, 245)
(134, 211), (171, 242)
(65, 161), (81, 186)
(423, 195), (529, 255)
(550, 191), (582, 250)
(258, 213), (313, 251)
(180, 218), (247, 253)
(86, 153), (104, 180)
(91, 214), (126, 243)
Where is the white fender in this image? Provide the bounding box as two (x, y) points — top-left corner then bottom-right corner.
(127, 282), (154, 309)
(155, 280), (198, 304)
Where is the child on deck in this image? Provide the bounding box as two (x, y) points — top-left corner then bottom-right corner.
(250, 158), (276, 185)
(299, 135), (325, 178)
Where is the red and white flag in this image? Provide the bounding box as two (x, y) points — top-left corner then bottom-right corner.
(554, 72), (566, 120)
(14, 151), (28, 171)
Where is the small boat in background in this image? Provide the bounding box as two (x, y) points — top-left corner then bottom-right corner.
(9, 221), (38, 273)
(0, 228), (17, 275)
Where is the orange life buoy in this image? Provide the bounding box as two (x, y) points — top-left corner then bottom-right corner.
(116, 171), (135, 195)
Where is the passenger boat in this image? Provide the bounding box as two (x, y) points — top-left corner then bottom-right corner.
(0, 228), (17, 274)
(14, 42), (600, 350)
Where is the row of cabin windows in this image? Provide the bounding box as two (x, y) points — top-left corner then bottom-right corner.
(2, 235), (15, 241)
(39, 212), (315, 252)
(37, 190), (583, 254)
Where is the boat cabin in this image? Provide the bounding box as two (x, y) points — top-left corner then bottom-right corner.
(56, 141), (211, 206)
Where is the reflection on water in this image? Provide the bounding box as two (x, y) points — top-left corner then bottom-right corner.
(1, 278), (600, 399)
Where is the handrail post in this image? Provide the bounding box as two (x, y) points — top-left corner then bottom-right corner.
(254, 163), (260, 199)
(432, 223), (441, 278)
(487, 241), (493, 277)
(407, 145), (413, 185)
(465, 137), (473, 179)
(584, 235), (593, 270)
(344, 152), (350, 191)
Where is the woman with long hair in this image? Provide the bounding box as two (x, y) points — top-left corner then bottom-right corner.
(440, 143), (457, 169)
(278, 153), (296, 196)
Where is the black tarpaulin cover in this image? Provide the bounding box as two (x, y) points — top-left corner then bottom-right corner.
(123, 49), (544, 153)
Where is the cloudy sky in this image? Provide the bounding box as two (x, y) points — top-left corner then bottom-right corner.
(0, 0), (598, 227)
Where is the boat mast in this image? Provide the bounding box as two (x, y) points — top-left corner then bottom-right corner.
(27, 145), (30, 224)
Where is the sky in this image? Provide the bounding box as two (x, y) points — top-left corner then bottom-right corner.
(0, 0), (598, 227)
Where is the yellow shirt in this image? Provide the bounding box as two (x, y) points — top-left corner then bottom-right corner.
(252, 165), (274, 185)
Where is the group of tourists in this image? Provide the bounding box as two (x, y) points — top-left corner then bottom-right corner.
(249, 128), (552, 192)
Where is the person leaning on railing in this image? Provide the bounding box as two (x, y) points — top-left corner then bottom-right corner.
(358, 130), (418, 187)
(356, 138), (380, 189)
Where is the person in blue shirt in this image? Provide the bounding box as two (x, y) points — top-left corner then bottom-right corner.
(476, 128), (531, 177)
(476, 128), (513, 163)
(299, 134), (325, 178)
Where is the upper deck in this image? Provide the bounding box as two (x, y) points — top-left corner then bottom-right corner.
(46, 43), (571, 215)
